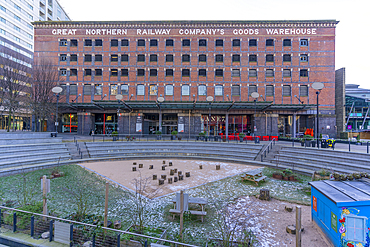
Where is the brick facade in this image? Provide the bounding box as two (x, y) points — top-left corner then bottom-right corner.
(33, 20), (338, 137)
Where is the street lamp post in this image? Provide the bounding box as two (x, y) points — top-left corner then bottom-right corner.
(312, 82), (324, 148)
(115, 94), (123, 136)
(206, 96), (213, 139)
(158, 96), (164, 135)
(251, 92), (259, 138)
(52, 86), (63, 134)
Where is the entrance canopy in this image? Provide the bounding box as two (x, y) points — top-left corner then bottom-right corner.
(59, 100), (316, 112)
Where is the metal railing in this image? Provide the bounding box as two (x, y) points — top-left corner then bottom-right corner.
(0, 206), (199, 247)
(258, 138), (276, 162)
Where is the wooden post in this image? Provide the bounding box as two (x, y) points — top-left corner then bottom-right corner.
(296, 206), (301, 247)
(179, 190), (184, 241)
(104, 182), (109, 229)
(42, 175), (47, 221)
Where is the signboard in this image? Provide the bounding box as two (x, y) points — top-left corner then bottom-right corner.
(313, 196), (317, 212)
(331, 212), (337, 232)
(178, 116), (185, 133)
(136, 115), (142, 132)
(54, 221), (71, 244)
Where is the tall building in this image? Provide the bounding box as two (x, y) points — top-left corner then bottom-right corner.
(33, 20), (338, 137)
(345, 84), (370, 131)
(0, 0), (70, 130)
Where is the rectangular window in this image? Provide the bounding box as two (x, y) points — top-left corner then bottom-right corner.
(69, 54), (77, 62)
(59, 39), (67, 46)
(233, 39), (240, 47)
(232, 54), (240, 62)
(266, 85), (274, 96)
(232, 69), (240, 77)
(150, 69), (157, 77)
(111, 39), (118, 47)
(137, 54), (145, 62)
(266, 54), (274, 62)
(199, 69), (206, 77)
(137, 39), (145, 47)
(215, 85), (223, 96)
(85, 54), (92, 62)
(249, 55), (257, 62)
(249, 69), (257, 77)
(182, 69), (190, 77)
(110, 69), (118, 76)
(266, 69), (274, 77)
(215, 39), (223, 47)
(110, 54), (118, 62)
(121, 84), (129, 95)
(137, 69), (145, 76)
(198, 85), (206, 96)
(232, 85), (240, 96)
(84, 69), (92, 76)
(199, 39), (207, 47)
(346, 216), (366, 242)
(70, 69), (77, 76)
(300, 39), (308, 46)
(121, 54), (129, 62)
(84, 39), (92, 47)
(215, 54), (223, 62)
(215, 69), (223, 77)
(199, 54), (207, 62)
(121, 39), (129, 46)
(165, 85), (174, 95)
(283, 69), (291, 77)
(150, 39), (158, 46)
(249, 85), (257, 95)
(95, 54), (102, 62)
(300, 85), (308, 97)
(283, 54), (291, 62)
(182, 39), (190, 46)
(166, 39), (174, 46)
(70, 85), (77, 95)
(166, 69), (173, 76)
(137, 85), (145, 95)
(60, 68), (67, 76)
(283, 39), (291, 46)
(182, 85), (190, 96)
(94, 39), (102, 46)
(95, 69), (102, 76)
(110, 84), (118, 95)
(182, 54), (190, 62)
(70, 39), (78, 47)
(283, 85), (291, 96)
(84, 84), (91, 95)
(166, 54), (174, 62)
(149, 85), (157, 95)
(249, 39), (257, 47)
(121, 69), (128, 77)
(300, 69), (308, 77)
(60, 54), (67, 61)
(150, 54), (158, 62)
(266, 39), (274, 46)
(95, 84), (102, 95)
(300, 54), (308, 62)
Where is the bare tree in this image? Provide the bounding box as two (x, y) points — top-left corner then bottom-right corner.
(0, 48), (32, 131)
(30, 59), (62, 132)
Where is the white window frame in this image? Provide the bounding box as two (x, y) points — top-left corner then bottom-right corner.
(345, 215), (367, 243)
(165, 85), (174, 96)
(215, 85), (223, 96)
(137, 85), (145, 96)
(198, 85), (207, 96)
(182, 85), (190, 96)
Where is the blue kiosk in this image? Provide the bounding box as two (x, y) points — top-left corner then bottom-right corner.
(309, 180), (370, 247)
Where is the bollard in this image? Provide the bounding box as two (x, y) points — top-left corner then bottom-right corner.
(0, 209), (1, 228)
(296, 206), (302, 247)
(368, 142), (369, 154)
(174, 176), (178, 182)
(31, 216), (35, 237)
(49, 220), (54, 242)
(13, 212), (16, 232)
(70, 224), (73, 247)
(349, 140), (351, 152)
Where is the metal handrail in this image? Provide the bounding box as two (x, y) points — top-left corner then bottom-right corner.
(0, 205), (199, 247)
(256, 138), (275, 162)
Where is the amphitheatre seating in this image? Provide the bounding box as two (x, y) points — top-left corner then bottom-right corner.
(271, 146), (370, 174)
(84, 141), (263, 161)
(0, 143), (71, 176)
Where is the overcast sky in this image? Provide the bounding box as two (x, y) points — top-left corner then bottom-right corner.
(58, 0), (369, 89)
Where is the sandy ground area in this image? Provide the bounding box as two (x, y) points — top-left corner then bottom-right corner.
(81, 159), (259, 197)
(233, 196), (330, 247)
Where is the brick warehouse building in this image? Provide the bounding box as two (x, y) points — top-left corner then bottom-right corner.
(33, 20), (338, 137)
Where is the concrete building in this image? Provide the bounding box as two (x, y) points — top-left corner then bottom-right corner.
(33, 20), (338, 137)
(0, 0), (70, 130)
(345, 84), (370, 131)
